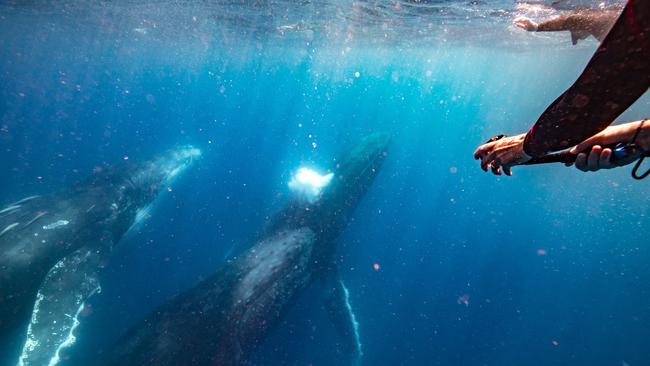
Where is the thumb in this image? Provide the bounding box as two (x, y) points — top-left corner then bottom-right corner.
(570, 136), (599, 154)
(569, 145), (582, 154)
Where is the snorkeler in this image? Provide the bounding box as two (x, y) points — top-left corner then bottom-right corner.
(474, 0), (649, 176)
(513, 6), (621, 44)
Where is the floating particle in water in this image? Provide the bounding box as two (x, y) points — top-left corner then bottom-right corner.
(457, 294), (470, 307)
(311, 142), (317, 149)
(123, 155), (129, 160)
(373, 263), (380, 271)
(167, 187), (173, 192)
(354, 71), (360, 78)
(425, 70), (432, 78)
(551, 340), (559, 347)
(449, 166), (457, 174)
(219, 86), (226, 94)
(536, 249), (547, 256)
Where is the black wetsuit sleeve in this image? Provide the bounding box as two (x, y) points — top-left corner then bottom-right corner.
(523, 0), (650, 158)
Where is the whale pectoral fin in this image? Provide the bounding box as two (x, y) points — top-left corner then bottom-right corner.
(322, 274), (362, 365)
(18, 244), (109, 366)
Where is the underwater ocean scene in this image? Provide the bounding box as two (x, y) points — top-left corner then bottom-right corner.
(1, 0), (650, 365)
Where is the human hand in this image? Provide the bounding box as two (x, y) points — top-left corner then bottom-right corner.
(513, 16), (539, 31)
(569, 120), (649, 172)
(473, 133), (532, 176)
(570, 121), (650, 154)
(572, 145), (617, 172)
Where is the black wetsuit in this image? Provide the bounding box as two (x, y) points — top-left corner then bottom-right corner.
(523, 0), (650, 158)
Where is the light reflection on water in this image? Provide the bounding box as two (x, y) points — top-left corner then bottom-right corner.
(0, 0), (626, 49)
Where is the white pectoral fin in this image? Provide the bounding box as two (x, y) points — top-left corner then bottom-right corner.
(322, 275), (362, 365)
(18, 245), (108, 366)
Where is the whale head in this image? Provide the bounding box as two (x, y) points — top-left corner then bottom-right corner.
(275, 133), (390, 267)
(78, 145), (202, 236)
(306, 133), (390, 268)
(135, 145), (202, 190)
(123, 145), (200, 207)
(317, 133), (390, 221)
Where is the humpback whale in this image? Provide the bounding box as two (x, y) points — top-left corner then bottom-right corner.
(0, 146), (201, 366)
(102, 133), (390, 366)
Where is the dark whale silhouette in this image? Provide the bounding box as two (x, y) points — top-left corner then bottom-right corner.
(103, 134), (390, 366)
(0, 146), (201, 366)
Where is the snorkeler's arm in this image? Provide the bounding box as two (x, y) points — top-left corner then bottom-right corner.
(536, 14), (594, 44)
(537, 10), (620, 41)
(515, 10), (619, 42)
(535, 14), (592, 32)
(523, 0), (650, 158)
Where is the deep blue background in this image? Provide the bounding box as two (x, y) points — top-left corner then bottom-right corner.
(1, 1), (649, 365)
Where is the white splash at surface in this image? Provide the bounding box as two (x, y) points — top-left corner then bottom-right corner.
(288, 167), (334, 203)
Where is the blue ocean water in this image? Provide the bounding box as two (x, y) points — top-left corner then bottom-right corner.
(1, 1), (649, 365)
